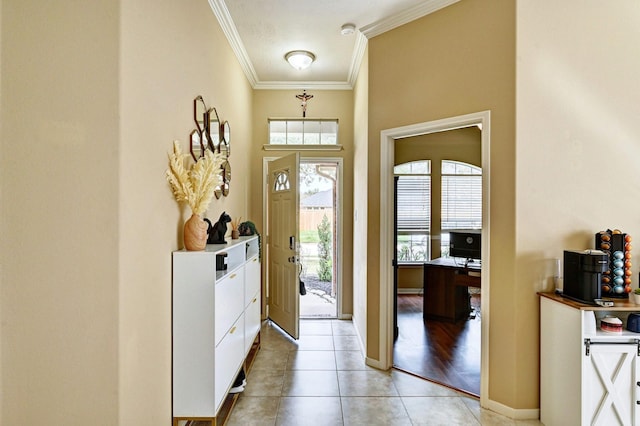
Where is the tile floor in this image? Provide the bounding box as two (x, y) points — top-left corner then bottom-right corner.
(227, 319), (542, 426)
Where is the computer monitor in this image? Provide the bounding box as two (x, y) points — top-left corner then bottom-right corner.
(449, 230), (481, 261)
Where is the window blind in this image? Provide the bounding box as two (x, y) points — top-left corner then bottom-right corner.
(397, 176), (430, 231)
(441, 174), (482, 230)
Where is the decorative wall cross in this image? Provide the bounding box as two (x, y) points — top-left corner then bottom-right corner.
(295, 90), (314, 117)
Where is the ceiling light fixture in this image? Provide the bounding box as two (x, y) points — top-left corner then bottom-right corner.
(285, 50), (316, 70)
(340, 23), (356, 36)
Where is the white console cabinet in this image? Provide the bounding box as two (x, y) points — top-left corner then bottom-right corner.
(540, 293), (640, 426)
(172, 236), (260, 426)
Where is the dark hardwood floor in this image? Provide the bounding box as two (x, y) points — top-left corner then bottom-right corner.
(393, 292), (481, 397)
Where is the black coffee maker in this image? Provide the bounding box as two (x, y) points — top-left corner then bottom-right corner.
(563, 250), (608, 304)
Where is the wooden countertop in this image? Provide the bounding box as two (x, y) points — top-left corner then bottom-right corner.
(538, 291), (640, 311)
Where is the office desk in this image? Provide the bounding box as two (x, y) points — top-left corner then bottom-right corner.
(423, 258), (481, 322)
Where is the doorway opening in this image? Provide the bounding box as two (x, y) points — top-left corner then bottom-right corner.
(379, 111), (491, 405)
(393, 155), (482, 396)
(299, 160), (339, 319)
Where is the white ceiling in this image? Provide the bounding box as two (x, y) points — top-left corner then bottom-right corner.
(208, 0), (459, 90)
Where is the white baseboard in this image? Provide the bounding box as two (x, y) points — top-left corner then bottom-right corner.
(397, 288), (422, 295)
(349, 314), (367, 361)
(483, 398), (540, 421)
(365, 356), (385, 370)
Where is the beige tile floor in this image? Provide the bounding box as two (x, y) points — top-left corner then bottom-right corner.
(227, 319), (542, 426)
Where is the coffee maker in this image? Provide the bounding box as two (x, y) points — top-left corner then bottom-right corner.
(562, 250), (608, 304)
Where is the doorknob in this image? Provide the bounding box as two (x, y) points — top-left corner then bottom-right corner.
(288, 256), (298, 263)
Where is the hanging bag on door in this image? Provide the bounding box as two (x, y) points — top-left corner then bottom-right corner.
(299, 263), (306, 295)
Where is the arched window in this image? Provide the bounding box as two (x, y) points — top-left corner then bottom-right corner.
(273, 170), (290, 192)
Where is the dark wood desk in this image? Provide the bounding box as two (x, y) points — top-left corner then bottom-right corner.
(423, 258), (481, 322)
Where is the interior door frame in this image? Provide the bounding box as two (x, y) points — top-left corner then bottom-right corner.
(262, 156), (345, 319)
(379, 110), (491, 407)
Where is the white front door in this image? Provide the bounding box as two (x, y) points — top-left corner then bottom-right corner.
(267, 153), (300, 339)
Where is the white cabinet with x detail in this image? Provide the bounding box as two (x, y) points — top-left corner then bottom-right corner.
(540, 292), (640, 426)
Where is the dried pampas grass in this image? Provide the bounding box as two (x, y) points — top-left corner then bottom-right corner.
(166, 141), (224, 215)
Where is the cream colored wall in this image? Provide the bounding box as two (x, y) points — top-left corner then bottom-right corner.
(250, 90), (354, 317)
(397, 267), (422, 291)
(0, 1), (4, 421)
(1, 1), (120, 423)
(352, 47), (369, 346)
(367, 0), (517, 408)
(516, 0), (640, 413)
(119, 1), (252, 423)
(1, 1), (253, 424)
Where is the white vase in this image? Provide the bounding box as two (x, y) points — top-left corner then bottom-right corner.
(632, 293), (640, 305)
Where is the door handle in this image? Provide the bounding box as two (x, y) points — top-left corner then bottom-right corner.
(288, 256), (298, 263)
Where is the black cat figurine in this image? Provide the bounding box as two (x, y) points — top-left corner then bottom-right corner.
(205, 212), (232, 244)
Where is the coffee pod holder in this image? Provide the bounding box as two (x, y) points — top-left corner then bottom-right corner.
(595, 229), (632, 298)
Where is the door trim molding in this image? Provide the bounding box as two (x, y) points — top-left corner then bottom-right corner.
(379, 110), (491, 407)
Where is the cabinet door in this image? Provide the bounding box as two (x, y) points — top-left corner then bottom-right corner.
(582, 342), (639, 426)
(215, 269), (245, 346)
(214, 314), (245, 413)
(245, 255), (261, 308)
(245, 293), (261, 355)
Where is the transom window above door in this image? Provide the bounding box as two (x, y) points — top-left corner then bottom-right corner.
(265, 119), (342, 151)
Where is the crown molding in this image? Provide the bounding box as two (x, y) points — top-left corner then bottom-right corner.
(347, 32), (368, 87)
(208, 0), (258, 87)
(253, 81), (354, 91)
(209, 0), (354, 90)
(209, 0), (458, 90)
(360, 0), (460, 39)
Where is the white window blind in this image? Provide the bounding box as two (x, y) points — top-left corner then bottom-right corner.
(395, 160), (431, 263)
(441, 160), (482, 230)
(396, 176), (431, 231)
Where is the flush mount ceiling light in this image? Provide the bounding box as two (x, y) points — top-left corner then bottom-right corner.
(285, 50), (316, 70)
